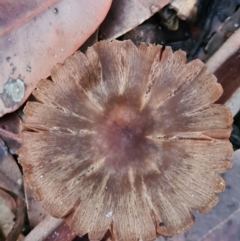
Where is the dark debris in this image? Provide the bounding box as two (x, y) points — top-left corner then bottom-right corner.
(230, 111), (240, 150)
(121, 0), (240, 62)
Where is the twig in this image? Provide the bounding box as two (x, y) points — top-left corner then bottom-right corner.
(23, 215), (62, 241)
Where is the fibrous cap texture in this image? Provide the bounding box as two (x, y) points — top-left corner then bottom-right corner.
(18, 40), (233, 241)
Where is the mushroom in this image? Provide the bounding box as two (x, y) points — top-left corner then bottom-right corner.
(18, 40), (233, 241)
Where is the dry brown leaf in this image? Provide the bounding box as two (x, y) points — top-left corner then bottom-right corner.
(0, 140), (23, 200)
(205, 5), (240, 62)
(0, 113), (22, 154)
(206, 23), (240, 117)
(26, 188), (47, 228)
(0, 190), (16, 240)
(0, 118), (24, 240)
(80, 29), (99, 54)
(6, 195), (25, 241)
(0, 190), (25, 241)
(0, 0), (112, 117)
(100, 0), (170, 39)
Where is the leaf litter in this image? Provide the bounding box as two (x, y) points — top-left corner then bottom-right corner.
(0, 0), (240, 240)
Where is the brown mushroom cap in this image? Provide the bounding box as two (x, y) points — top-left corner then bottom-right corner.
(18, 40), (233, 241)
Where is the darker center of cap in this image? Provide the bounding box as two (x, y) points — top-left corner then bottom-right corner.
(95, 104), (147, 166)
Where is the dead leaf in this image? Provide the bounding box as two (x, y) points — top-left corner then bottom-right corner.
(0, 113), (22, 154)
(26, 188), (47, 228)
(0, 139), (25, 241)
(0, 189), (25, 241)
(0, 140), (23, 200)
(6, 195), (25, 241)
(80, 29), (99, 53)
(205, 6), (240, 61)
(0, 0), (112, 117)
(99, 0), (170, 39)
(206, 28), (240, 117)
(0, 190), (16, 240)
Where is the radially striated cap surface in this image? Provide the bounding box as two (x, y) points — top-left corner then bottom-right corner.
(18, 40), (233, 241)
